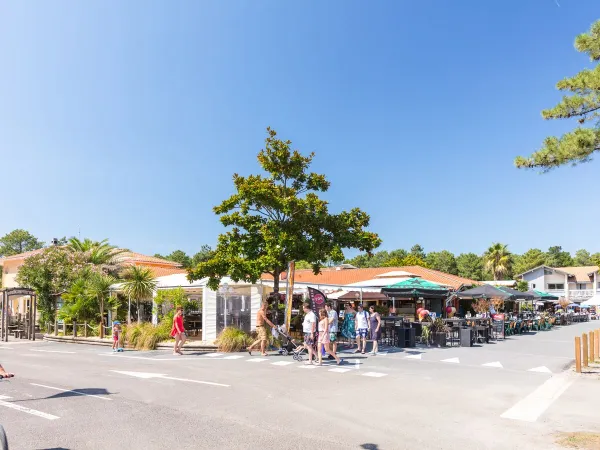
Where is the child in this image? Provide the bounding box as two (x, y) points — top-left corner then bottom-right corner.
(112, 321), (122, 352)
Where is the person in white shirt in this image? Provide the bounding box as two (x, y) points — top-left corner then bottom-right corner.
(325, 302), (339, 358)
(298, 302), (317, 364)
(354, 304), (370, 354)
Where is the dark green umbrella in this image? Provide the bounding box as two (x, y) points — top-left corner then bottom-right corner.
(528, 290), (559, 301)
(381, 277), (449, 299)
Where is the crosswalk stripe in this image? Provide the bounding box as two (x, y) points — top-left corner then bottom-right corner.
(362, 372), (387, 378)
(405, 354), (422, 360)
(441, 357), (460, 364)
(329, 368), (351, 373)
(271, 361), (294, 366)
(204, 353), (222, 357)
(299, 365), (318, 369)
(223, 355), (245, 360)
(246, 358), (268, 363)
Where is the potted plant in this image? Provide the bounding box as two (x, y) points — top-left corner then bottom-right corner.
(430, 318), (448, 347)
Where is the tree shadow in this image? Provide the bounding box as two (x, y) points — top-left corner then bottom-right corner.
(13, 388), (114, 403)
(360, 444), (379, 450)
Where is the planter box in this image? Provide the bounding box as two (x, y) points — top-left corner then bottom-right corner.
(432, 332), (447, 348)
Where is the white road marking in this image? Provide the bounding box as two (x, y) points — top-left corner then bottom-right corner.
(203, 353), (223, 357)
(329, 368), (351, 373)
(500, 372), (573, 422)
(375, 352), (388, 356)
(441, 357), (460, 364)
(246, 358), (268, 363)
(405, 354), (422, 360)
(0, 395), (60, 420)
(528, 366), (552, 374)
(98, 354), (183, 361)
(223, 355), (245, 360)
(271, 361), (294, 366)
(30, 383), (112, 401)
(0, 346), (14, 350)
(31, 349), (76, 354)
(362, 372), (387, 378)
(299, 365), (318, 369)
(482, 361), (503, 368)
(110, 370), (229, 387)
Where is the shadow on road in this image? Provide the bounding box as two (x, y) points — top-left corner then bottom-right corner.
(13, 388), (114, 403)
(360, 444), (379, 450)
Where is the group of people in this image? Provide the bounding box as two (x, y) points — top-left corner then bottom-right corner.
(247, 300), (383, 365)
(340, 302), (382, 355)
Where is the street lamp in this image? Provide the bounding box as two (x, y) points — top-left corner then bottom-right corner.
(219, 283), (234, 329)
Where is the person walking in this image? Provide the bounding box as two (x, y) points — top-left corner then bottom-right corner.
(354, 304), (370, 354)
(248, 302), (276, 356)
(170, 306), (186, 355)
(112, 321), (122, 352)
(0, 363), (13, 379)
(296, 302), (317, 364)
(325, 302), (339, 359)
(341, 302), (356, 349)
(369, 305), (382, 355)
(317, 309), (341, 366)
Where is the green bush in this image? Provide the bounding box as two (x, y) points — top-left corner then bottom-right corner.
(122, 319), (172, 350)
(216, 326), (252, 352)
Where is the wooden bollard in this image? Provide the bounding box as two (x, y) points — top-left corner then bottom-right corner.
(596, 329), (600, 361)
(575, 336), (582, 373)
(583, 333), (588, 367)
(591, 331), (596, 363)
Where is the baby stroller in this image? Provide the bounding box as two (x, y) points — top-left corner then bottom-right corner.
(273, 325), (301, 356)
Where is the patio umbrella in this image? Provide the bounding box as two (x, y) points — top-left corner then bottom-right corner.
(581, 294), (600, 307)
(530, 290), (559, 301)
(455, 284), (512, 299)
(496, 287), (535, 301)
(381, 277), (449, 298)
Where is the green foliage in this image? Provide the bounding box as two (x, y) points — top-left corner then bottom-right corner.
(426, 250), (458, 275)
(188, 128), (381, 291)
(591, 252), (600, 267)
(513, 248), (546, 275)
(0, 229), (44, 257)
(515, 20), (600, 171)
(16, 246), (87, 324)
(215, 326), (252, 352)
(154, 287), (199, 320)
(544, 245), (573, 268)
(484, 243), (512, 281)
(516, 280), (529, 292)
(410, 244), (426, 260)
(59, 278), (99, 322)
(456, 253), (483, 280)
(573, 249), (592, 266)
(398, 254), (429, 268)
(191, 245), (215, 266)
(67, 238), (124, 275)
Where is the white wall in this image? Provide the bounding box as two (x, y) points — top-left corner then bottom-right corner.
(521, 267), (545, 290)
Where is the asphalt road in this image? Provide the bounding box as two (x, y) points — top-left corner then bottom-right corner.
(1, 321), (599, 450)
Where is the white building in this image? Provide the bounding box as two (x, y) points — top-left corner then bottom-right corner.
(517, 265), (599, 303)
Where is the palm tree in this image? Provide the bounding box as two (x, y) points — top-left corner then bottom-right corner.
(121, 266), (157, 324)
(484, 243), (512, 281)
(86, 272), (116, 338)
(67, 237), (125, 274)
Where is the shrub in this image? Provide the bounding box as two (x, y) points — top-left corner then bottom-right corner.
(216, 326), (252, 352)
(122, 320), (172, 351)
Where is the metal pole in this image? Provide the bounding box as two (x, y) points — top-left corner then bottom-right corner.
(32, 295), (37, 341)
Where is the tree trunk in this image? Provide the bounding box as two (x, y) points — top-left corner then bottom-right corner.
(99, 298), (104, 339)
(272, 269), (280, 325)
(273, 269), (280, 293)
(137, 300), (141, 325)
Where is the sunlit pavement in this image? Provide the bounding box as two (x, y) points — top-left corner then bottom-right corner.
(0, 321), (599, 449)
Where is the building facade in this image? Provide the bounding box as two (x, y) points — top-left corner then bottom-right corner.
(517, 265), (599, 302)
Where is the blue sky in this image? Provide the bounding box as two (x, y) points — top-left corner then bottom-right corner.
(1, 1), (599, 258)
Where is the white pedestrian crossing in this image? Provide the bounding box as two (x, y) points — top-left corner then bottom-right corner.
(362, 372), (387, 378)
(271, 361), (294, 366)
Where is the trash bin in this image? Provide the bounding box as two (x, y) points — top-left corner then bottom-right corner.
(459, 327), (473, 347)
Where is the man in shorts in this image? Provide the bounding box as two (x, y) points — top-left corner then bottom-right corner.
(296, 302), (316, 364)
(325, 302), (339, 359)
(354, 304), (370, 354)
(248, 302), (276, 356)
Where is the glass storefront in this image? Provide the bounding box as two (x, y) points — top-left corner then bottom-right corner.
(216, 286), (252, 334)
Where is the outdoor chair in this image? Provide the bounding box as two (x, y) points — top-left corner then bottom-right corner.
(446, 327), (460, 347)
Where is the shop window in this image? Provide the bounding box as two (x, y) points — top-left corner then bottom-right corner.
(547, 284), (564, 290)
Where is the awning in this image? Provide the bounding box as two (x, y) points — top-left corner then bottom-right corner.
(456, 284), (512, 299)
(581, 294), (600, 307)
(496, 287), (535, 301)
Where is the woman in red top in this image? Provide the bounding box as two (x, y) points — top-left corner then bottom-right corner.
(171, 306), (186, 355)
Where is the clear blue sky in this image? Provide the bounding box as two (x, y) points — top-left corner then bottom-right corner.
(1, 1), (599, 258)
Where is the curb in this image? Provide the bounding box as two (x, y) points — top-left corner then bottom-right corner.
(43, 335), (218, 351)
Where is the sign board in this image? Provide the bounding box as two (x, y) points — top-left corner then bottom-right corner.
(3, 289), (35, 297)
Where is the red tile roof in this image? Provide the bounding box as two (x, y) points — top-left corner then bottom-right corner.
(263, 266), (476, 290)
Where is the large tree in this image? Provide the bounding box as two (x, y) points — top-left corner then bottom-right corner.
(515, 20), (600, 171)
(483, 243), (512, 281)
(591, 252), (600, 267)
(573, 249), (593, 266)
(0, 229), (44, 257)
(16, 246), (87, 326)
(456, 253), (483, 280)
(189, 128), (381, 291)
(410, 244), (426, 260)
(513, 248), (546, 275)
(121, 266), (157, 325)
(191, 245), (214, 266)
(545, 246), (573, 268)
(425, 250), (458, 275)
